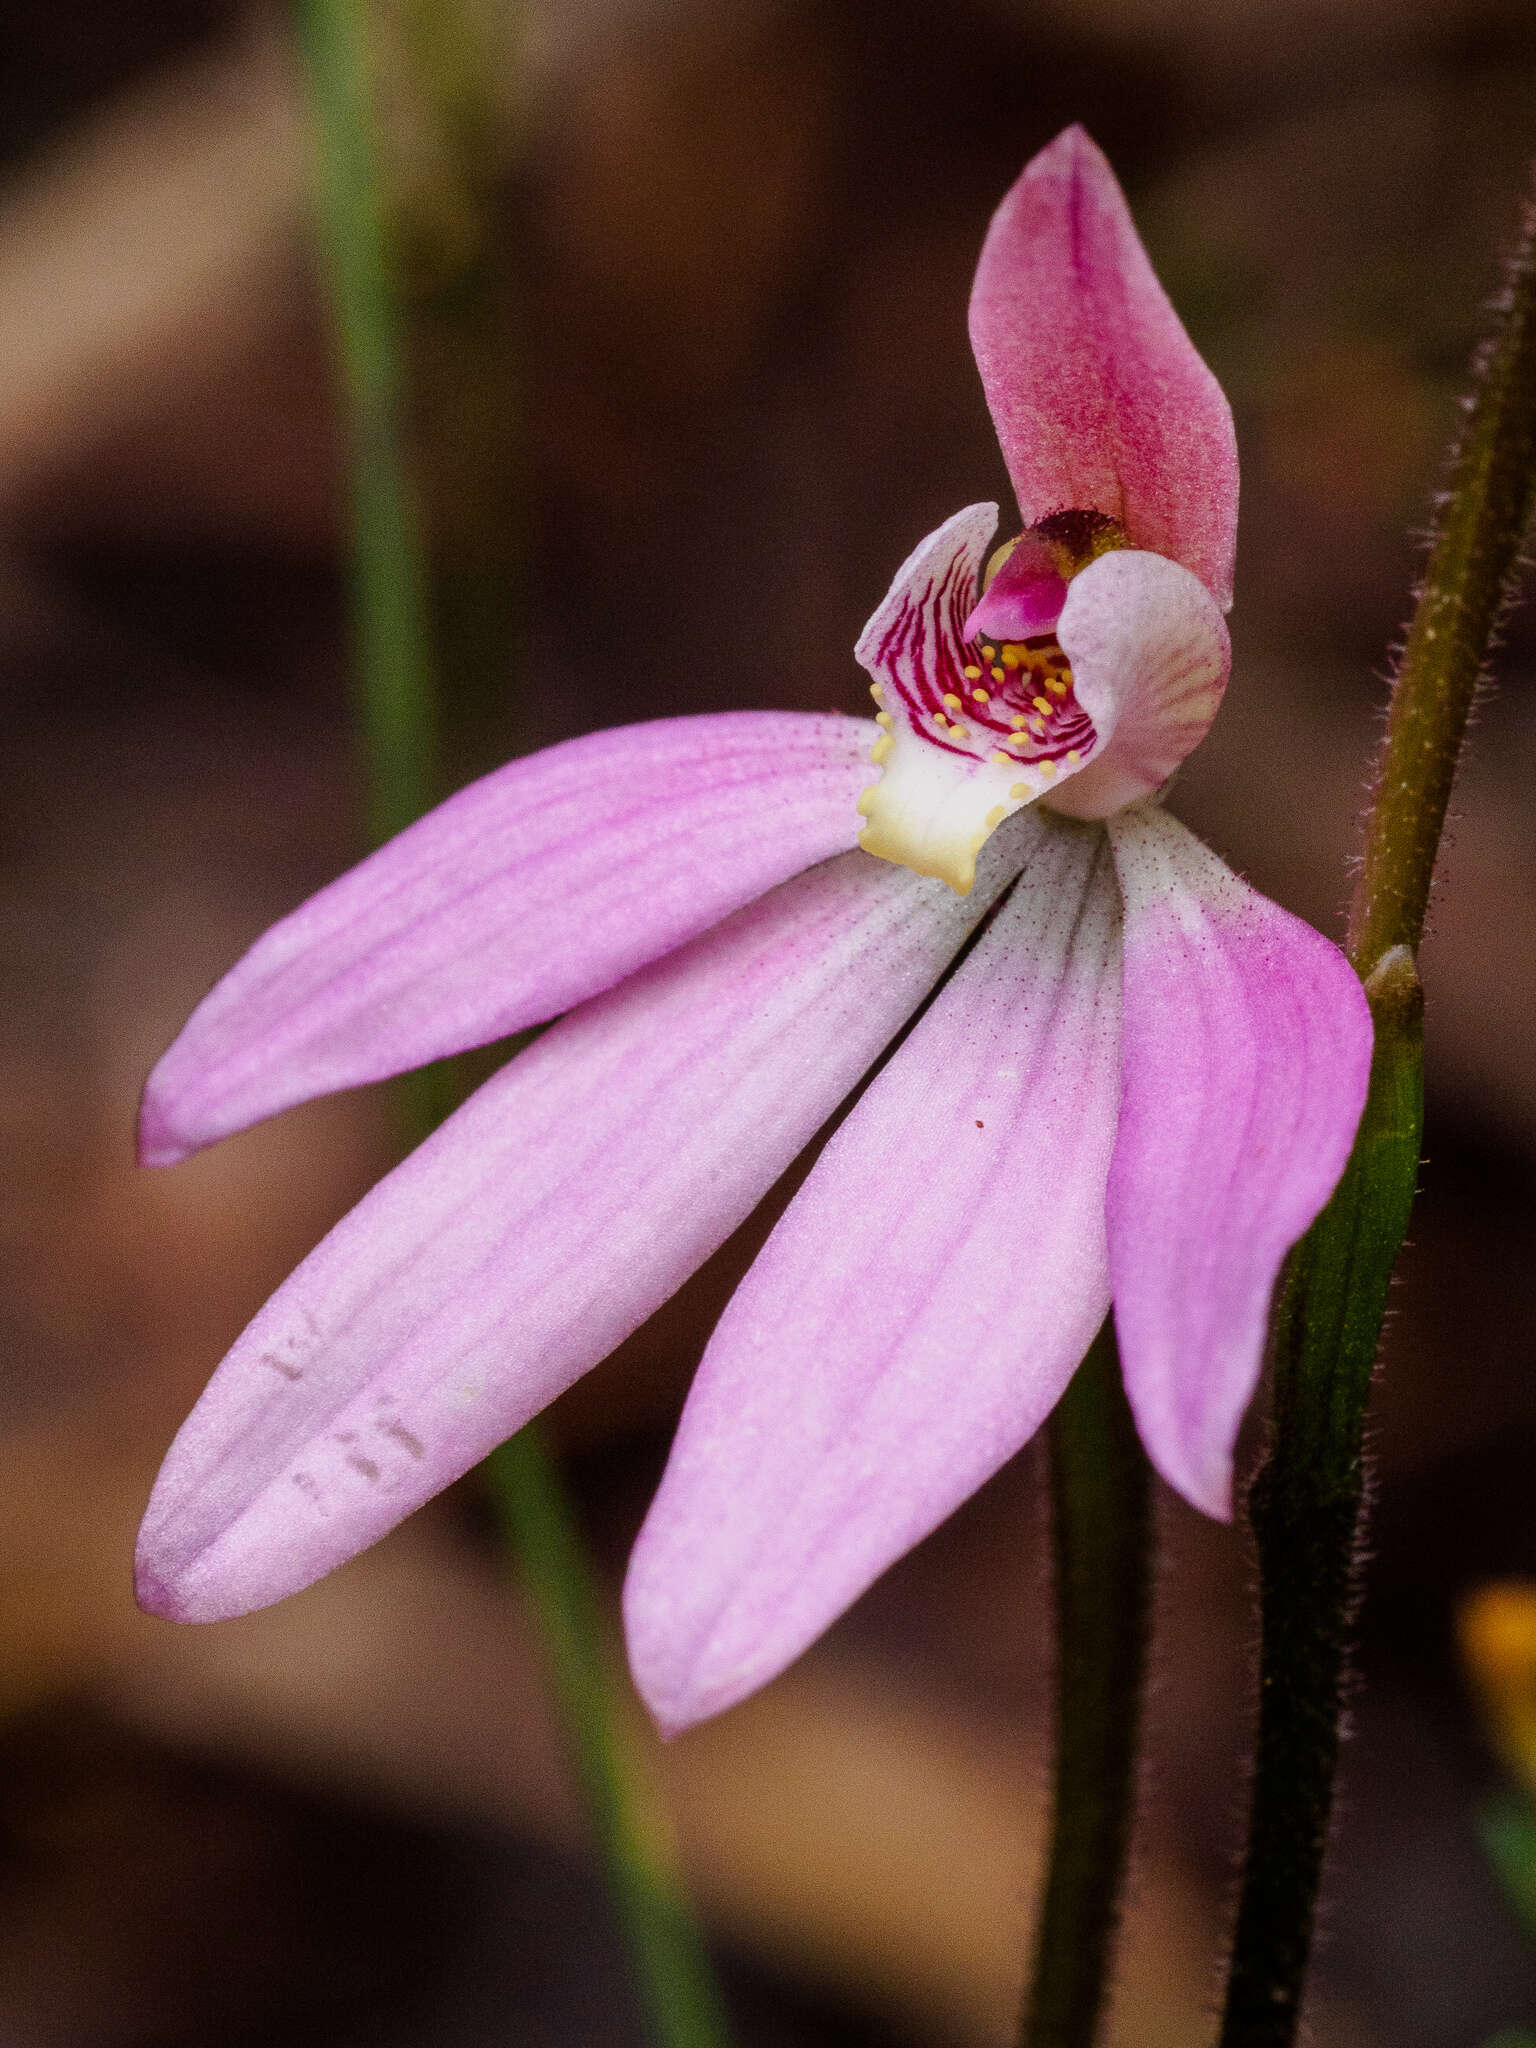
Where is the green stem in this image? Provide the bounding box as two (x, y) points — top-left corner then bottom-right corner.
(1219, 173), (1536, 2048)
(291, 9), (731, 2043)
(1348, 182), (1536, 973)
(1218, 951), (1422, 2048)
(294, 0), (436, 850)
(487, 1435), (734, 2048)
(1021, 1322), (1152, 2048)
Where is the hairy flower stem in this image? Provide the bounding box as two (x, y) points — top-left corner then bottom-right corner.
(1022, 1322), (1151, 2048)
(1218, 954), (1422, 2048)
(1220, 173), (1536, 2048)
(293, 8), (731, 2043)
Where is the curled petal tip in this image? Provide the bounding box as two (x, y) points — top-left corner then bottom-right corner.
(1046, 550), (1229, 820)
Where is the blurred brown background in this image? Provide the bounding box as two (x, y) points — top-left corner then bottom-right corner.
(3, 1), (1536, 2042)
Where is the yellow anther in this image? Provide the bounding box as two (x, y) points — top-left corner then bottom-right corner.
(962, 664), (982, 680)
(1010, 713), (1028, 729)
(1009, 733), (1029, 750)
(1047, 677), (1068, 697)
(972, 687), (990, 702)
(943, 692), (962, 710)
(932, 710), (949, 727)
(1030, 719), (1046, 736)
(984, 803), (1006, 829)
(1001, 644), (1024, 668)
(869, 682), (885, 702)
(990, 750), (1011, 766)
(1066, 747), (1082, 763)
(875, 710), (893, 728)
(1038, 758), (1057, 779)
(950, 724), (969, 740)
(856, 787), (875, 815)
(1033, 695), (1052, 716)
(990, 665), (1006, 683)
(871, 734), (893, 764)
(1009, 781), (1031, 799)
(981, 645), (996, 660)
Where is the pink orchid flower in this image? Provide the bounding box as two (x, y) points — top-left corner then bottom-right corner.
(135, 127), (1372, 1735)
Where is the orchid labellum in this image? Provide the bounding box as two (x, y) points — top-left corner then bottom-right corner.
(135, 127), (1372, 1735)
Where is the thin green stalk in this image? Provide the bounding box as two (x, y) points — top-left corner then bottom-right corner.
(1348, 193), (1536, 972)
(488, 1434), (734, 2048)
(1021, 1322), (1152, 2048)
(292, 9), (731, 2043)
(294, 0), (436, 849)
(1219, 172), (1536, 2048)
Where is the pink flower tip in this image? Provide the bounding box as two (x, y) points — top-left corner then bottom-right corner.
(133, 1555), (191, 1621)
(1168, 1447), (1236, 1525)
(134, 1546), (255, 1623)
(136, 1083), (194, 1169)
(629, 1651), (749, 1743)
(1038, 120), (1096, 169)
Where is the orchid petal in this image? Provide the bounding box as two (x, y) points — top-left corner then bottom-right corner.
(625, 816), (1122, 1734)
(136, 825), (1039, 1624)
(969, 126), (1238, 608)
(855, 506), (1102, 890)
(1105, 806), (1372, 1519)
(1045, 549), (1230, 821)
(139, 711), (876, 1166)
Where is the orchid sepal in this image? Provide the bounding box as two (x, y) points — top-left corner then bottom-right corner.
(969, 125), (1239, 609)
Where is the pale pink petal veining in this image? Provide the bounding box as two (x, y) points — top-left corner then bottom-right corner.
(625, 817), (1122, 1734)
(139, 711), (876, 1166)
(969, 126), (1239, 608)
(1045, 549), (1230, 821)
(1105, 806), (1372, 1518)
(135, 822), (1041, 1624)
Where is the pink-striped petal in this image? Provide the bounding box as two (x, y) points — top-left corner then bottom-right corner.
(625, 816), (1122, 1734)
(139, 711), (876, 1166)
(969, 127), (1239, 609)
(854, 505), (1104, 889)
(1044, 549), (1230, 821)
(136, 826), (1038, 1625)
(1105, 806), (1372, 1519)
